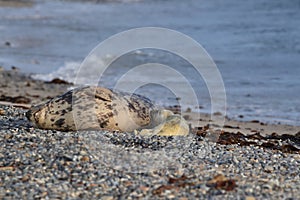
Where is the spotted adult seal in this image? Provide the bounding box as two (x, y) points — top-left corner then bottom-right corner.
(26, 86), (189, 136)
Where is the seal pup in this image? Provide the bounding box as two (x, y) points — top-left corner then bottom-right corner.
(26, 86), (189, 136)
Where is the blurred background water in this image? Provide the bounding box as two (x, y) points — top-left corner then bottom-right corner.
(0, 0), (299, 125)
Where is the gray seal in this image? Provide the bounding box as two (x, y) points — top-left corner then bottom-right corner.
(26, 86), (189, 136)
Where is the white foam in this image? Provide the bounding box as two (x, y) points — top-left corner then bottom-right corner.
(32, 53), (116, 85)
(32, 61), (81, 83)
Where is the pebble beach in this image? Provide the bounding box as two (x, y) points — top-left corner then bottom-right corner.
(0, 69), (299, 199)
(1, 0), (300, 198)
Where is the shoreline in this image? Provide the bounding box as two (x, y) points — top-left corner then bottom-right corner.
(1, 68), (299, 135)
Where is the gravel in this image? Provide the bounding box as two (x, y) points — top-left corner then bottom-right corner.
(0, 105), (299, 199)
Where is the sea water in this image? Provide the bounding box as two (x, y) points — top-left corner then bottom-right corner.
(0, 0), (299, 125)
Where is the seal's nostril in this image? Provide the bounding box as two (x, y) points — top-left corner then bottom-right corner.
(25, 110), (32, 120)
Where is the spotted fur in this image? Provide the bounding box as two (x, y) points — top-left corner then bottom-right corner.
(26, 86), (189, 136)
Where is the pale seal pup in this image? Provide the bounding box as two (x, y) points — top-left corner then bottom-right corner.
(26, 86), (189, 136)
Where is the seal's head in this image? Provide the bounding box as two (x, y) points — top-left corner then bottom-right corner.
(26, 98), (76, 131)
(149, 109), (174, 127)
(26, 104), (46, 128)
(137, 109), (189, 136)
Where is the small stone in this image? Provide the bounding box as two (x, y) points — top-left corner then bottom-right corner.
(139, 185), (149, 192)
(80, 155), (90, 162)
(183, 115), (190, 120)
(186, 107), (192, 113)
(11, 66), (19, 71)
(264, 165), (273, 173)
(101, 196), (114, 200)
(0, 166), (14, 171)
(4, 134), (13, 140)
(5, 41), (11, 46)
(167, 194), (176, 198)
(0, 109), (5, 115)
(179, 198), (189, 200)
(21, 174), (30, 182)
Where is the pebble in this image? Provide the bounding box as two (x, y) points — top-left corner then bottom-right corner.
(0, 109), (5, 115)
(0, 105), (299, 199)
(245, 196), (256, 200)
